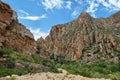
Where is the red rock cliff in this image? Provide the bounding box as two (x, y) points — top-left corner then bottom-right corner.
(37, 11), (120, 63)
(0, 2), (36, 54)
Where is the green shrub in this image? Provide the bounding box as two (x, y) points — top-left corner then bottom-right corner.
(50, 67), (62, 73)
(0, 49), (4, 57)
(0, 67), (15, 77)
(14, 69), (29, 76)
(59, 60), (120, 79)
(42, 59), (54, 67)
(107, 63), (120, 72)
(6, 57), (15, 69)
(32, 55), (42, 64)
(74, 68), (92, 77)
(0, 48), (13, 57)
(0, 67), (29, 77)
(55, 54), (65, 64)
(36, 47), (40, 54)
(15, 53), (34, 62)
(91, 72), (105, 78)
(109, 74), (118, 80)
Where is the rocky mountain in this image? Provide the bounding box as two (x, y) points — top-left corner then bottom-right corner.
(37, 11), (120, 63)
(0, 1), (120, 64)
(0, 2), (36, 55)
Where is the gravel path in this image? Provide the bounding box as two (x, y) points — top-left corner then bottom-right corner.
(0, 69), (109, 80)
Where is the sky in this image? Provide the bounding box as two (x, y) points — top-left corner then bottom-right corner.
(3, 0), (120, 40)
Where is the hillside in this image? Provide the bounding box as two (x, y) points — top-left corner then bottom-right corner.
(37, 11), (120, 63)
(0, 1), (120, 80)
(0, 2), (36, 55)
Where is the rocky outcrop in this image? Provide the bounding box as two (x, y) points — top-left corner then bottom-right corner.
(37, 11), (120, 63)
(0, 2), (36, 54)
(0, 1), (120, 63)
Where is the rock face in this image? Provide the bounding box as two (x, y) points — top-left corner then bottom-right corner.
(37, 11), (120, 63)
(0, 2), (36, 54)
(0, 1), (120, 63)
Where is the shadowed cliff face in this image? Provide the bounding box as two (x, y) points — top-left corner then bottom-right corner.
(0, 2), (36, 54)
(37, 11), (120, 63)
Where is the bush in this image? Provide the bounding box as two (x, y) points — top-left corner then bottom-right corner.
(56, 55), (65, 64)
(107, 63), (120, 72)
(32, 55), (42, 64)
(15, 53), (34, 62)
(6, 57), (15, 69)
(42, 59), (54, 67)
(0, 67), (14, 77)
(91, 72), (105, 78)
(59, 60), (120, 79)
(0, 48), (13, 58)
(50, 67), (62, 73)
(0, 49), (4, 57)
(108, 72), (120, 80)
(0, 67), (29, 77)
(75, 68), (92, 77)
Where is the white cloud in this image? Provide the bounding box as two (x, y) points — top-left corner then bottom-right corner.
(85, 0), (120, 17)
(86, 1), (99, 13)
(18, 9), (47, 21)
(29, 28), (49, 40)
(74, 0), (82, 4)
(19, 10), (29, 16)
(42, 0), (63, 10)
(108, 0), (120, 10)
(98, 0), (120, 10)
(19, 14), (47, 21)
(41, 0), (72, 10)
(40, 14), (47, 18)
(65, 1), (72, 9)
(86, 0), (99, 17)
(72, 10), (79, 17)
(86, 0), (120, 14)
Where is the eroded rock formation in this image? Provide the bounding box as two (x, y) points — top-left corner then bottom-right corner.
(0, 2), (36, 54)
(37, 11), (120, 63)
(0, 1), (120, 63)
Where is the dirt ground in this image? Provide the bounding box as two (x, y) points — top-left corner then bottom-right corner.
(0, 69), (110, 80)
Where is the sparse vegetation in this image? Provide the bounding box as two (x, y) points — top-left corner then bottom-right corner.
(6, 57), (15, 68)
(0, 48), (13, 57)
(14, 52), (34, 62)
(0, 67), (29, 77)
(32, 54), (42, 64)
(0, 48), (120, 80)
(55, 60), (120, 79)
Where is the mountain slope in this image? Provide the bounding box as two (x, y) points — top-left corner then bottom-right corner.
(0, 2), (36, 54)
(37, 11), (120, 63)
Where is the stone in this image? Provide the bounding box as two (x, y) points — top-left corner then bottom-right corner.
(37, 11), (120, 63)
(0, 2), (36, 54)
(15, 63), (25, 69)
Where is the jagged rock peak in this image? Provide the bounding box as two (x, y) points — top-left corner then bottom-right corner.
(109, 11), (120, 20)
(110, 11), (120, 18)
(37, 37), (44, 42)
(0, 1), (18, 25)
(108, 11), (120, 26)
(77, 12), (93, 23)
(78, 12), (91, 19)
(37, 11), (120, 62)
